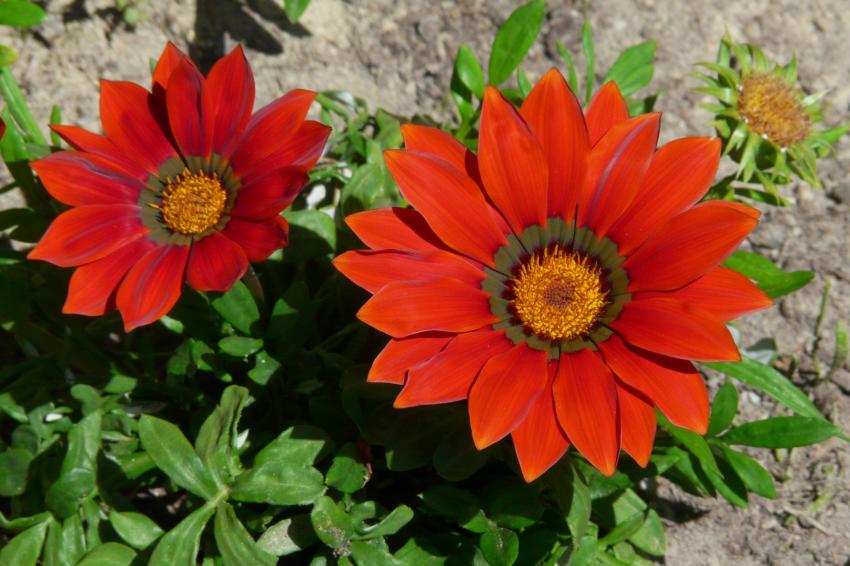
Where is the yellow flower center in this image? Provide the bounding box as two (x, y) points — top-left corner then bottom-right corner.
(737, 73), (811, 148)
(158, 170), (227, 235)
(511, 246), (608, 342)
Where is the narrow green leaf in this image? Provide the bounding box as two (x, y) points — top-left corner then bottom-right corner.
(211, 281), (259, 334)
(149, 504), (215, 566)
(455, 45), (485, 98)
(283, 0), (310, 22)
(214, 502), (276, 566)
(603, 41), (656, 96)
(356, 505), (414, 539)
(76, 543), (137, 566)
(827, 320), (848, 380)
(310, 496), (356, 550)
(707, 381), (739, 436)
(0, 67), (47, 146)
(0, 520), (49, 566)
(581, 20), (596, 103)
(658, 414), (721, 477)
(722, 250), (814, 298)
(720, 416), (839, 448)
(0, 1), (46, 27)
(487, 0), (545, 86)
(716, 444), (776, 499)
(195, 385), (250, 485)
(556, 41), (579, 94)
(109, 510), (164, 550)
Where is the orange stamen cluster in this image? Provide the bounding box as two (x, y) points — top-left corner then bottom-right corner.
(511, 246), (608, 341)
(737, 73), (811, 148)
(157, 170), (227, 235)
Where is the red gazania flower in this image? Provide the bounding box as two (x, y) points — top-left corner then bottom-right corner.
(28, 43), (329, 331)
(334, 70), (772, 481)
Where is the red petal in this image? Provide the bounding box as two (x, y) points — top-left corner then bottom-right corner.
(511, 364), (570, 481)
(166, 58), (205, 158)
(99, 80), (177, 175)
(384, 150), (507, 266)
(553, 349), (620, 476)
(31, 152), (145, 206)
(222, 216), (288, 262)
(636, 266), (772, 321)
(520, 68), (589, 222)
(580, 113), (660, 238)
(230, 168), (307, 221)
(611, 297), (740, 362)
(609, 137), (721, 255)
(251, 120), (331, 173)
(116, 244), (189, 331)
(395, 328), (512, 407)
(468, 343), (548, 449)
(400, 124), (481, 182)
(585, 81), (629, 145)
(186, 232), (248, 292)
(333, 249), (483, 293)
(345, 207), (448, 253)
(202, 46), (255, 158)
(50, 125), (148, 179)
(230, 89), (317, 175)
(28, 205), (145, 267)
(63, 237), (155, 316)
(616, 383), (656, 467)
(599, 335), (708, 434)
(624, 201), (760, 292)
(152, 42), (195, 94)
(478, 87), (548, 233)
(368, 334), (452, 384)
(357, 278), (496, 338)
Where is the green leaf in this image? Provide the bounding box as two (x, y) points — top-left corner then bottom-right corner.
(283, 0), (310, 22)
(214, 502), (276, 566)
(479, 527), (519, 566)
(310, 496), (356, 550)
(483, 478), (543, 530)
(284, 209), (336, 262)
(76, 543), (137, 566)
(139, 415), (220, 500)
(722, 250), (814, 298)
(230, 462), (325, 506)
(581, 20), (596, 103)
(658, 414), (721, 477)
(326, 443), (369, 493)
(0, 1), (46, 27)
(432, 428), (488, 481)
(255, 424), (333, 467)
(350, 539), (399, 566)
(716, 444), (776, 499)
(356, 505), (414, 539)
(487, 0), (544, 86)
(556, 41), (579, 94)
(0, 44), (18, 67)
(45, 411), (102, 518)
(0, 447), (32, 496)
(455, 45), (485, 98)
(257, 514), (317, 556)
(341, 162), (384, 216)
(43, 514), (85, 566)
(720, 416), (840, 448)
(109, 510), (165, 550)
(0, 520), (49, 566)
(419, 484), (479, 524)
(149, 504), (215, 566)
(545, 461), (590, 541)
(603, 41), (656, 96)
(705, 357), (825, 421)
(45, 469), (95, 519)
(218, 336), (263, 357)
(211, 281), (259, 334)
(195, 385), (250, 485)
(248, 350), (281, 385)
(707, 381), (739, 436)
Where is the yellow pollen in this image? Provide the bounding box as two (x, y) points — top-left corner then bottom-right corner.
(737, 73), (811, 147)
(157, 170), (227, 235)
(510, 246), (608, 342)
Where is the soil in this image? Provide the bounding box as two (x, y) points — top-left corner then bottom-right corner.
(2, 0), (849, 564)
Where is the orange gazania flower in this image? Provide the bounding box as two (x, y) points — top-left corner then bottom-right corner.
(28, 43), (329, 331)
(334, 70), (772, 481)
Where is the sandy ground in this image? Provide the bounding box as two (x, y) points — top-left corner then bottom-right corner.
(2, 0), (849, 563)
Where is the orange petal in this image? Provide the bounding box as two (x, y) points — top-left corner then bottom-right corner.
(599, 335), (709, 434)
(553, 349), (620, 476)
(116, 244), (189, 331)
(585, 81), (629, 145)
(624, 201), (760, 292)
(166, 58), (205, 158)
(152, 42), (195, 94)
(345, 207), (446, 253)
(520, 68), (589, 222)
(333, 249), (483, 293)
(202, 46), (255, 158)
(368, 334), (452, 384)
(230, 168), (307, 221)
(384, 150), (507, 266)
(609, 137), (721, 255)
(49, 125), (148, 179)
(400, 124), (480, 182)
(478, 87), (548, 233)
(579, 113), (660, 238)
(611, 297), (740, 362)
(357, 277), (496, 338)
(186, 232), (248, 292)
(395, 328), (512, 407)
(223, 216), (288, 262)
(616, 383), (656, 467)
(28, 205), (145, 267)
(31, 152), (145, 206)
(511, 364), (570, 482)
(468, 343), (548, 449)
(636, 266), (772, 321)
(250, 120), (331, 173)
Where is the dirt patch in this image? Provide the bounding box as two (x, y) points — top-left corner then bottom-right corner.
(2, 0), (849, 563)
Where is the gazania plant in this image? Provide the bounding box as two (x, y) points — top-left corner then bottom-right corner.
(0, 2), (846, 565)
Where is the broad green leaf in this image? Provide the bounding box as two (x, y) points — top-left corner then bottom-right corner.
(76, 543), (137, 566)
(716, 444), (776, 499)
(479, 527), (519, 566)
(325, 443), (369, 493)
(597, 512), (645, 548)
(483, 478), (543, 530)
(488, 0), (545, 86)
(43, 515), (85, 566)
(248, 350), (281, 385)
(284, 0), (310, 22)
(255, 424), (333, 468)
(257, 514), (317, 556)
(455, 45), (485, 97)
(149, 504), (215, 566)
(211, 281), (259, 334)
(433, 428), (488, 481)
(195, 385), (250, 485)
(310, 496), (356, 550)
(214, 502), (276, 566)
(109, 510), (164, 550)
(722, 250), (814, 298)
(629, 510), (666, 557)
(284, 208), (336, 262)
(707, 381), (739, 436)
(0, 520), (49, 566)
(356, 505), (414, 539)
(230, 463), (325, 506)
(217, 336), (263, 357)
(544, 461), (590, 541)
(139, 415), (220, 500)
(0, 1), (46, 27)
(340, 162), (384, 216)
(603, 41), (656, 96)
(720, 416), (839, 448)
(350, 540), (398, 566)
(419, 484), (479, 523)
(705, 357), (825, 421)
(0, 447), (31, 496)
(45, 468), (96, 519)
